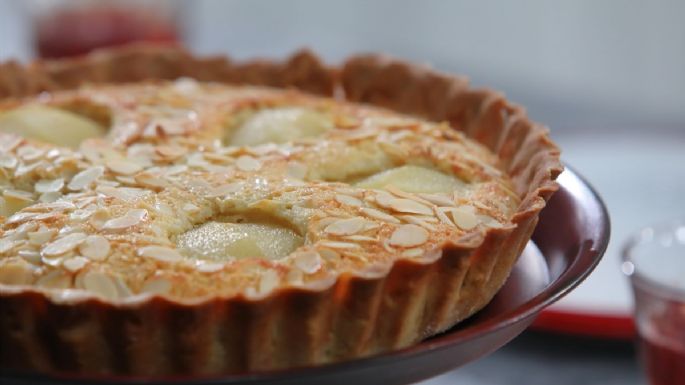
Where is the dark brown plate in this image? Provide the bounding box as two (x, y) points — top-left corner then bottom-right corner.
(2, 166), (610, 385)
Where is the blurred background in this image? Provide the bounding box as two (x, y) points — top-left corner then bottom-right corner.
(1, 1), (683, 384)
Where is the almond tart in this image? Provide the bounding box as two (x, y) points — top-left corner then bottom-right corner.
(0, 46), (562, 376)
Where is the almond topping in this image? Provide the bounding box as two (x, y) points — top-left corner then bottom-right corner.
(389, 224), (429, 247)
(324, 217), (368, 236)
(206, 182), (243, 197)
(63, 256), (90, 272)
(35, 178), (64, 193)
(106, 159), (142, 175)
(36, 270), (71, 289)
(42, 232), (87, 256)
(294, 250), (322, 274)
(258, 269), (280, 294)
(387, 198), (433, 215)
(138, 245), (182, 263)
(319, 241), (360, 249)
(235, 155), (261, 171)
(450, 206), (479, 230)
(0, 261), (34, 284)
(286, 161), (307, 179)
(401, 248), (424, 258)
(360, 207), (401, 224)
(335, 194), (363, 207)
(79, 235), (111, 261)
(82, 271), (119, 299)
(67, 166), (104, 191)
(195, 262), (225, 273)
(28, 227), (56, 245)
(102, 209), (147, 230)
(141, 277), (172, 295)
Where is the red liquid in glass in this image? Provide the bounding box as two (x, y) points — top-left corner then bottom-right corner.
(35, 6), (178, 58)
(640, 301), (685, 385)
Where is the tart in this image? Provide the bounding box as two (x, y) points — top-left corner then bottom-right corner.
(0, 45), (562, 375)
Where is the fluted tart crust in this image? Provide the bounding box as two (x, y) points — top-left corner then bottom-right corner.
(0, 45), (562, 376)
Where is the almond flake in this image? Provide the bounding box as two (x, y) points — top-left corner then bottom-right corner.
(360, 207), (401, 224)
(389, 224), (429, 247)
(82, 271), (119, 299)
(137, 245), (182, 263)
(141, 277), (172, 295)
(35, 178), (64, 193)
(335, 194), (363, 207)
(156, 145), (186, 160)
(28, 227), (56, 245)
(6, 212), (39, 225)
(42, 233), (87, 256)
(67, 166), (104, 191)
(18, 250), (41, 264)
(235, 155), (261, 171)
(344, 235), (377, 242)
(206, 182), (243, 197)
(419, 193), (456, 207)
(435, 207), (455, 226)
(399, 215), (438, 231)
(39, 191), (62, 203)
(318, 248), (341, 264)
(102, 209), (147, 230)
(0, 261), (34, 284)
(450, 206), (479, 230)
(182, 203), (200, 213)
(0, 154), (17, 169)
(195, 262), (225, 273)
(106, 159), (142, 175)
(0, 239), (17, 253)
(36, 270), (71, 289)
(319, 241), (360, 249)
(4, 189), (34, 202)
(286, 161), (307, 179)
(324, 217), (367, 236)
(257, 269), (280, 294)
(294, 250), (322, 274)
(387, 198), (433, 215)
(401, 248), (424, 258)
(79, 235), (111, 261)
(134, 172), (169, 189)
(63, 256), (90, 272)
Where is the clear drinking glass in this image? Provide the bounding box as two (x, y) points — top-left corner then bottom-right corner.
(622, 219), (685, 385)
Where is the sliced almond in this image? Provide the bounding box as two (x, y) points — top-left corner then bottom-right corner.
(195, 262), (225, 273)
(79, 235), (111, 261)
(0, 239), (18, 254)
(0, 154), (18, 169)
(418, 193), (456, 207)
(140, 277), (172, 295)
(324, 217), (368, 236)
(82, 271), (119, 299)
(235, 155), (261, 171)
(35, 178), (64, 194)
(318, 241), (360, 249)
(206, 182), (243, 198)
(102, 209), (147, 230)
(62, 256), (90, 272)
(389, 224), (429, 247)
(42, 232), (87, 257)
(401, 248), (424, 258)
(335, 194), (363, 207)
(360, 207), (401, 224)
(286, 161), (307, 179)
(106, 159), (142, 175)
(387, 198), (433, 216)
(257, 269), (280, 295)
(294, 250), (322, 274)
(67, 166), (104, 191)
(0, 261), (34, 284)
(36, 270), (72, 289)
(28, 227), (56, 245)
(450, 206), (479, 230)
(137, 245), (182, 263)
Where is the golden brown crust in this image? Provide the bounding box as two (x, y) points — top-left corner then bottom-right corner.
(0, 45), (562, 375)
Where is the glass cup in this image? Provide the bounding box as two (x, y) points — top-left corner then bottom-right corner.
(622, 219), (685, 385)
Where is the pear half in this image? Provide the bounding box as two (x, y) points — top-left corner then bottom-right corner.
(0, 105), (106, 148)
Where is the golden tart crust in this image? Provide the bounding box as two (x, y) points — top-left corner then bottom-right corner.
(0, 45), (561, 375)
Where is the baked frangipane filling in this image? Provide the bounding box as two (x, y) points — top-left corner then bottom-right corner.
(0, 78), (519, 301)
